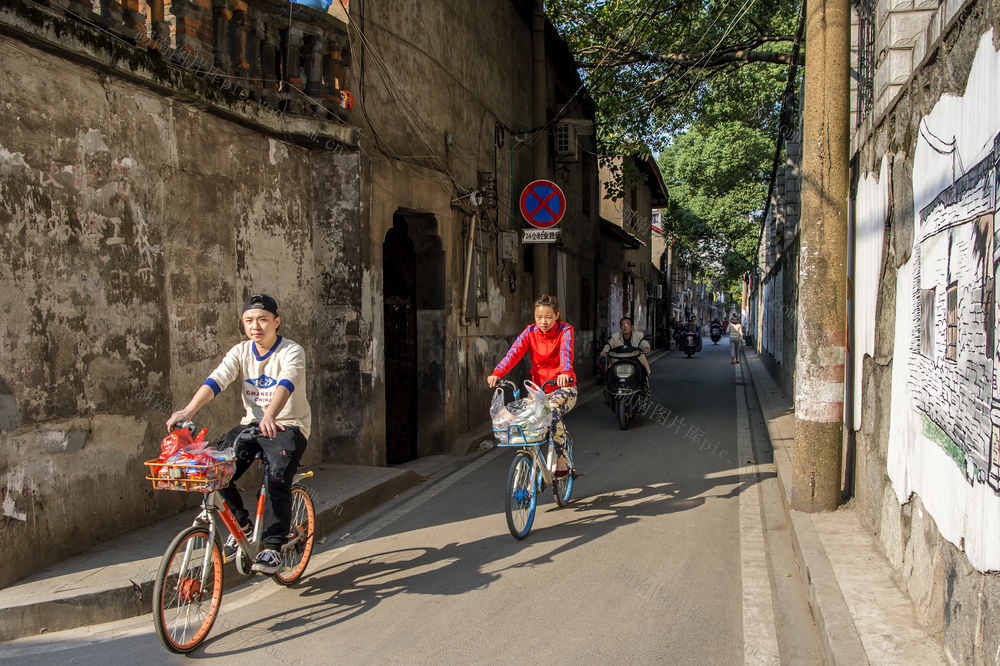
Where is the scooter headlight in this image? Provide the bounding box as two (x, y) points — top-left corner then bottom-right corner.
(614, 364), (635, 378)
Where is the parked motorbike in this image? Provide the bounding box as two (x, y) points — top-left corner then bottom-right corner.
(710, 324), (722, 344)
(603, 343), (649, 430)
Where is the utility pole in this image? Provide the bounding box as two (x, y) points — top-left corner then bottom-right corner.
(531, 0), (550, 294)
(793, 0), (851, 512)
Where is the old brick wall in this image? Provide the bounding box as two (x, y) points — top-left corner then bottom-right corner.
(0, 34), (361, 588)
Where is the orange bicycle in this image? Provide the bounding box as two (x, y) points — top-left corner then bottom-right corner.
(145, 424), (316, 653)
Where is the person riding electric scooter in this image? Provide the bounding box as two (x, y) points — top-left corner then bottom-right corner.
(710, 319), (722, 344)
(599, 317), (650, 430)
(678, 316), (702, 358)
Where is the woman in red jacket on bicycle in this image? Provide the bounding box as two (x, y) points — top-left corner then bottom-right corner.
(487, 294), (577, 477)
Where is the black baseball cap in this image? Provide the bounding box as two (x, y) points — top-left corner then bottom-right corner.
(242, 293), (279, 316)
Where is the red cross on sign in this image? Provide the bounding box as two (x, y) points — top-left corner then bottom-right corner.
(520, 180), (566, 229)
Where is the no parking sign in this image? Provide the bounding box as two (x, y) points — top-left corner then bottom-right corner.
(520, 180), (566, 228)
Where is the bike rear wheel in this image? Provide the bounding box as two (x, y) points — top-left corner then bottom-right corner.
(274, 485), (316, 585)
(153, 525), (223, 653)
(553, 434), (575, 507)
(505, 452), (537, 539)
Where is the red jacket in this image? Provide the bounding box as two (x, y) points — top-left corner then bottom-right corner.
(491, 322), (576, 392)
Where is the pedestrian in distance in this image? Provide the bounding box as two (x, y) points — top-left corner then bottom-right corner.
(727, 313), (744, 364)
(487, 294), (577, 477)
(166, 293), (311, 575)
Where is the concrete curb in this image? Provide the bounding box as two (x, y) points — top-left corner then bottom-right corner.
(0, 466), (424, 643)
(741, 350), (870, 665)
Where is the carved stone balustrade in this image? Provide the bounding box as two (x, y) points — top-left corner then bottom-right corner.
(21, 0), (352, 123)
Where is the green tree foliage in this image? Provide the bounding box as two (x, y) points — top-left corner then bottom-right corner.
(549, 0), (801, 153)
(659, 119), (772, 293)
(549, 0), (801, 296)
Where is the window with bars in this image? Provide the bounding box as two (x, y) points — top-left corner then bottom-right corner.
(946, 282), (958, 361)
(857, 0), (876, 127)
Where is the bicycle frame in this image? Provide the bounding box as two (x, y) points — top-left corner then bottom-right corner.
(188, 462), (314, 575)
(499, 431), (560, 488)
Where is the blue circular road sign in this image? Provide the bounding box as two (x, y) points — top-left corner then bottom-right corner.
(520, 180), (566, 228)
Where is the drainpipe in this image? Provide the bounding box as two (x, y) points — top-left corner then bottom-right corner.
(843, 159), (859, 499)
(793, 0), (851, 512)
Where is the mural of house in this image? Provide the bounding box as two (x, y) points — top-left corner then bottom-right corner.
(909, 135), (999, 492)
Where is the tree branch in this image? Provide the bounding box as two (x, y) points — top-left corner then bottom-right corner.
(578, 36), (805, 70)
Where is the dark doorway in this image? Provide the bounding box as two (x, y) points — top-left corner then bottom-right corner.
(383, 214), (418, 464)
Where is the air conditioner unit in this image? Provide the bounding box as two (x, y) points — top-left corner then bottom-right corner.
(555, 121), (578, 162)
(648, 284), (663, 299)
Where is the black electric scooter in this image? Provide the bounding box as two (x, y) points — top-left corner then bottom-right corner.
(603, 343), (649, 430)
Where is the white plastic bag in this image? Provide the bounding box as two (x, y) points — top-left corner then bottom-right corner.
(490, 388), (515, 431)
(518, 381), (552, 431)
(492, 381), (551, 443)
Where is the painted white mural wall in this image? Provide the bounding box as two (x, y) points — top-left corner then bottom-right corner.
(762, 277), (773, 353)
(759, 270), (784, 363)
(853, 158), (888, 430)
(886, 30), (1000, 572)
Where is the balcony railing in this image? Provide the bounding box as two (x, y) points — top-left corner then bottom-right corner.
(26, 0), (351, 120)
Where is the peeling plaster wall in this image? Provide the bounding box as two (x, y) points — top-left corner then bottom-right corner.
(0, 37), (361, 588)
(853, 6), (1000, 662)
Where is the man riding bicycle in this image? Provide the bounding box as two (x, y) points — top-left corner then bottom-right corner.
(166, 293), (311, 575)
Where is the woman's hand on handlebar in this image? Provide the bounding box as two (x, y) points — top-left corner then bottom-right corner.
(487, 375), (499, 388)
(541, 375), (575, 390)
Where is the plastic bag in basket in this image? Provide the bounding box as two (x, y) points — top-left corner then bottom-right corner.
(492, 381), (551, 442)
(153, 426), (211, 477)
(517, 381), (552, 431)
(490, 388), (515, 431)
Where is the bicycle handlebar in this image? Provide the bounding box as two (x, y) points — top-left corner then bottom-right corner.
(492, 377), (576, 392)
(541, 378), (576, 390)
(173, 420), (199, 438)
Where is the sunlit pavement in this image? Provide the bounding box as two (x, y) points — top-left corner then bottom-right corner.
(3, 342), (823, 665)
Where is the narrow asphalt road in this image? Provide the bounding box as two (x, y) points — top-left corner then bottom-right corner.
(3, 340), (822, 665)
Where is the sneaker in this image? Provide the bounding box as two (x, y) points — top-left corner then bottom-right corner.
(224, 522), (253, 559)
(251, 548), (281, 575)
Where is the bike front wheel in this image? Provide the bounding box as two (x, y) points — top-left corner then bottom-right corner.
(553, 434), (575, 507)
(505, 452), (537, 539)
(274, 485), (316, 585)
(153, 525), (223, 654)
(616, 398), (630, 430)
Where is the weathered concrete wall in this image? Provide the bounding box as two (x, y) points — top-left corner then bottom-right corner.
(0, 33), (361, 587)
(852, 0), (1000, 660)
(351, 0), (602, 457)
